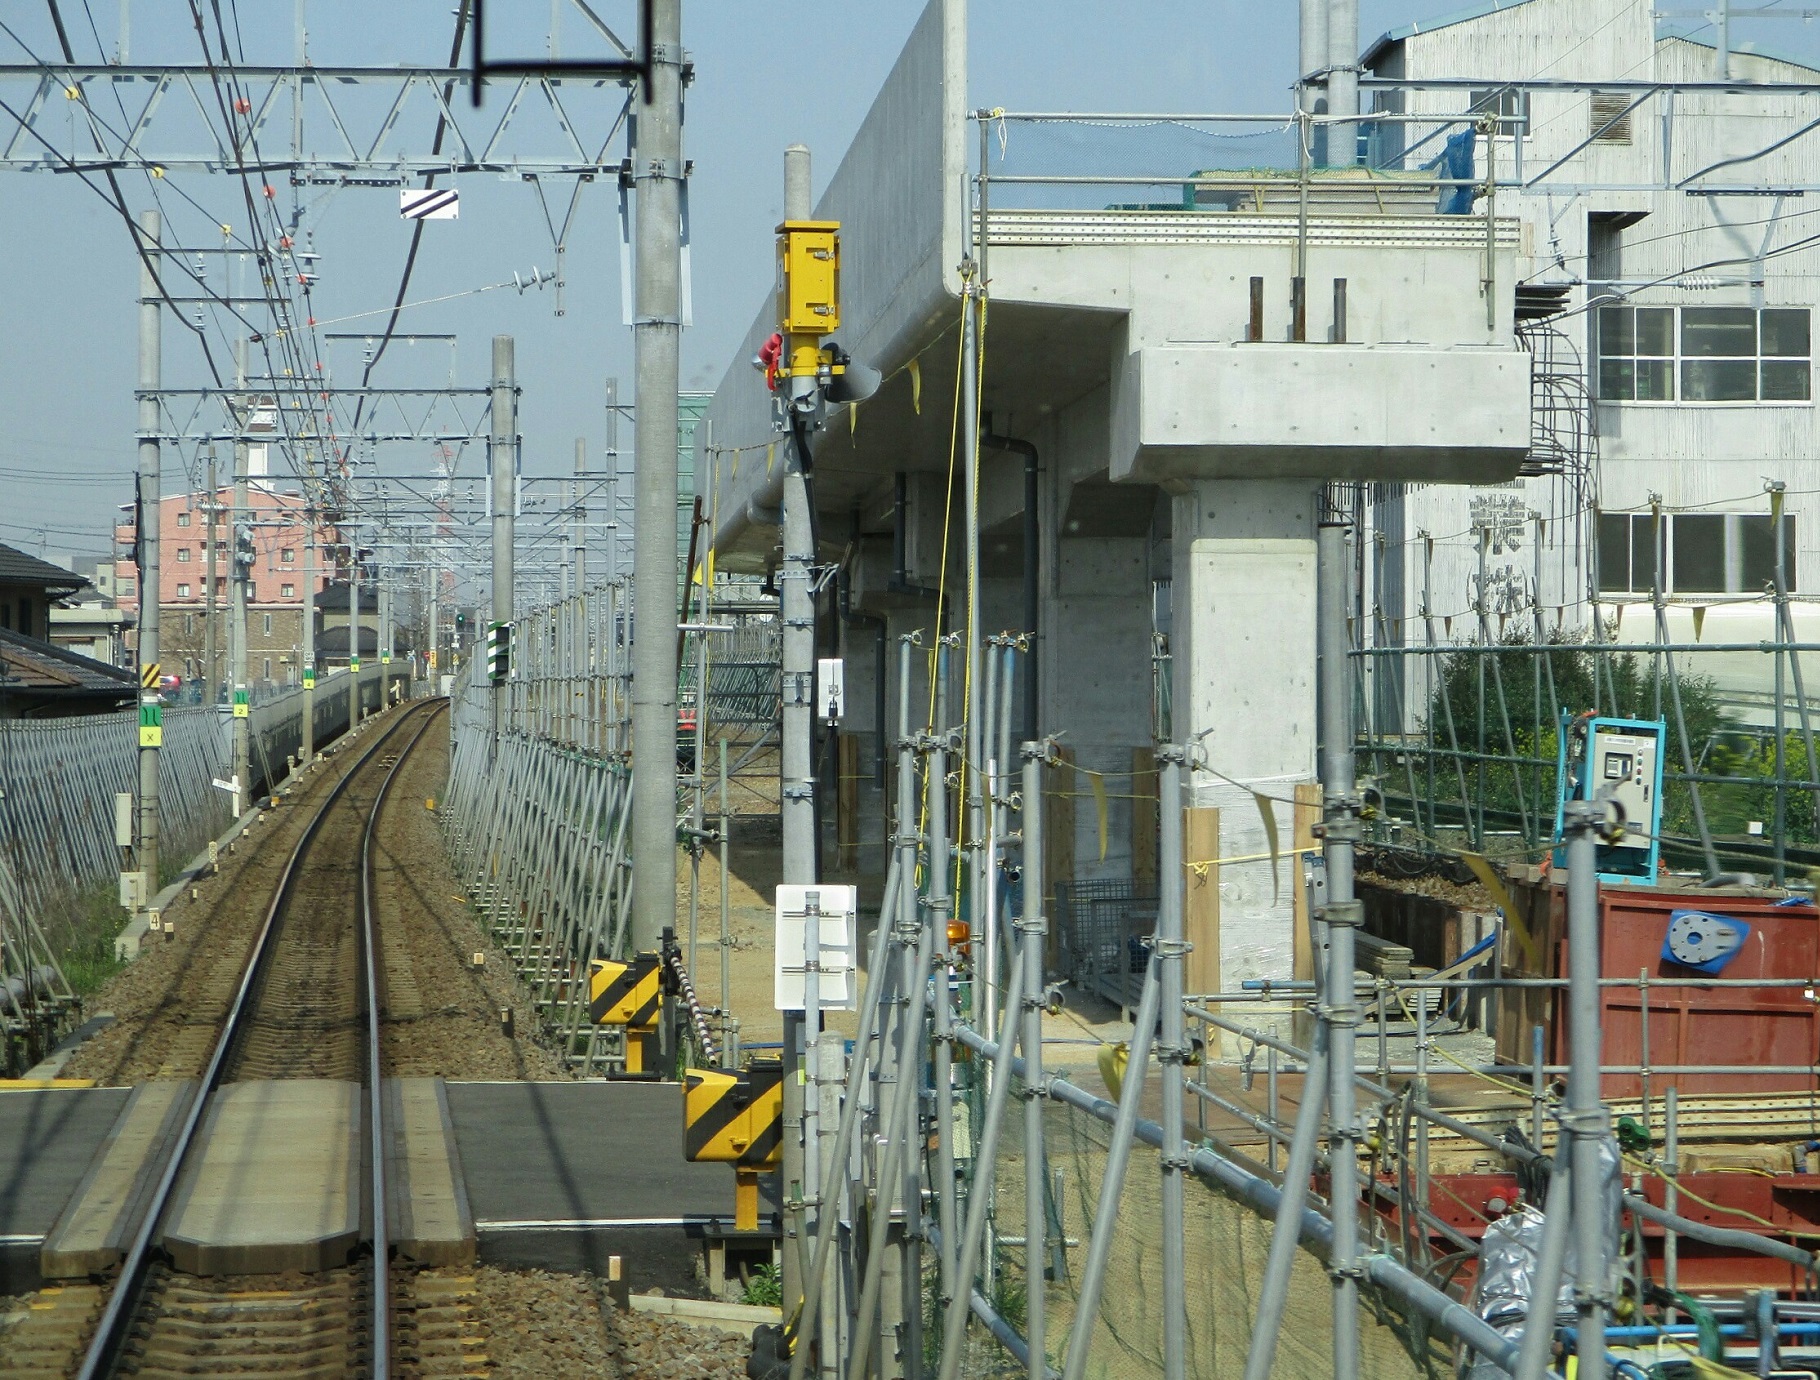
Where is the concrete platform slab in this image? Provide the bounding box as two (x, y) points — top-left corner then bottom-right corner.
(385, 1078), (475, 1267)
(41, 1079), (194, 1278)
(162, 1078), (362, 1276)
(0, 1086), (132, 1293)
(444, 1081), (780, 1291)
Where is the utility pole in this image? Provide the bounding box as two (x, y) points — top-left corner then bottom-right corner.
(604, 377), (621, 581)
(1327, 0), (1359, 166)
(574, 437), (588, 746)
(203, 445), (219, 707)
(426, 533), (439, 694)
(378, 546), (392, 702)
(777, 142), (816, 1317)
(231, 340), (250, 813)
(573, 437), (588, 593)
(351, 545), (365, 728)
(134, 208), (162, 903)
(1298, 0), (1329, 114)
(630, 0), (684, 954)
(491, 334), (517, 750)
(302, 508), (316, 762)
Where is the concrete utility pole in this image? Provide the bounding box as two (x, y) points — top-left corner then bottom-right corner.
(302, 510), (316, 762)
(378, 549), (392, 699)
(231, 340), (250, 812)
(604, 377), (621, 580)
(425, 536), (438, 693)
(203, 445), (219, 707)
(777, 141), (817, 1318)
(629, 0), (684, 954)
(573, 437), (588, 594)
(135, 208), (162, 901)
(1327, 0), (1359, 166)
(491, 334), (517, 746)
(1298, 0), (1329, 113)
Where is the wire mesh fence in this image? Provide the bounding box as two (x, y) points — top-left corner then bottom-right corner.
(1353, 632), (1820, 880)
(441, 626), (638, 1070)
(950, 1071), (1452, 1380)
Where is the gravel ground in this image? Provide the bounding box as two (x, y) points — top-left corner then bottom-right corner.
(61, 710), (405, 1085)
(56, 702), (568, 1086)
(466, 1267), (751, 1380)
(377, 716), (569, 1081)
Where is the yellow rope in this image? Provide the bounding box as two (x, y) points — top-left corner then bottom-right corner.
(1399, 990), (1820, 1243)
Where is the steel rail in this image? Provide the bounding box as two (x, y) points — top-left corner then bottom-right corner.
(74, 698), (445, 1380)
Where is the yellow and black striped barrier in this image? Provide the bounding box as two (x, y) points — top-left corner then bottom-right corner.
(683, 1058), (783, 1232)
(588, 952), (662, 1075)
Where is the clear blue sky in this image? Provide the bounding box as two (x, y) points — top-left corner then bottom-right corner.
(0, 0), (1803, 570)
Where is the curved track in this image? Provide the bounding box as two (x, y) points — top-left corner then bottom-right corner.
(75, 699), (446, 1380)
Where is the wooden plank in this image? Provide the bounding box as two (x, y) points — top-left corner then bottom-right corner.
(836, 732), (860, 872)
(1130, 747), (1158, 889)
(1043, 747), (1075, 969)
(1291, 782), (1322, 1048)
(1184, 806), (1221, 1058)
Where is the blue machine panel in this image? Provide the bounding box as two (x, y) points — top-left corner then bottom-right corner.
(1553, 712), (1666, 885)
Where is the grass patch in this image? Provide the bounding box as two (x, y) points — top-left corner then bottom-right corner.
(742, 1263), (782, 1309)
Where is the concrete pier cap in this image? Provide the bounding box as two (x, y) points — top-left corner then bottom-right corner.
(698, 0), (1531, 993)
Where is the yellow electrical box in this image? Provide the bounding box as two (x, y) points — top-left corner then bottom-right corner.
(589, 951), (663, 1076)
(684, 1058), (784, 1232)
(775, 220), (840, 338)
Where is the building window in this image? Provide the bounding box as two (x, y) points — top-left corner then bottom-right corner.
(1597, 306), (1811, 403)
(1468, 87), (1530, 135)
(17, 603), (30, 638)
(176, 547), (191, 563)
(281, 548), (295, 564)
(177, 582), (192, 597)
(262, 612), (273, 636)
(177, 511), (190, 527)
(1598, 511), (1797, 595)
(263, 656), (272, 680)
(184, 613), (193, 633)
(281, 583), (295, 598)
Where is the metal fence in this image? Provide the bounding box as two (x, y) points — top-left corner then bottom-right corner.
(1351, 633), (1820, 882)
(0, 663), (404, 1057)
(0, 703), (230, 932)
(440, 609), (638, 1071)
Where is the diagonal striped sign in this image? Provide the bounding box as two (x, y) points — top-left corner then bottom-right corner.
(140, 662), (161, 689)
(400, 187), (459, 221)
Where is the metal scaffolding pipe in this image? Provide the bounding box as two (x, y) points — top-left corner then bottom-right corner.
(1022, 740), (1049, 1380)
(1058, 955), (1161, 1380)
(1318, 519), (1361, 1380)
(1563, 800), (1610, 1380)
(955, 1030), (1539, 1378)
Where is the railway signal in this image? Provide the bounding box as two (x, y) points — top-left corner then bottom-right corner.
(485, 621), (511, 684)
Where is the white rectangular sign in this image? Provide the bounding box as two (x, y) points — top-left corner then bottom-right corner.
(774, 884), (857, 1013)
(817, 657), (845, 723)
(400, 188), (460, 220)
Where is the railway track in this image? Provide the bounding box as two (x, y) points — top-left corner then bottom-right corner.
(74, 700), (446, 1380)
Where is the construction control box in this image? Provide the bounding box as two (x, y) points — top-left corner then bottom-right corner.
(1553, 712), (1665, 885)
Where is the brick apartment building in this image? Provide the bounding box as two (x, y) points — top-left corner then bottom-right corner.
(115, 483), (340, 691)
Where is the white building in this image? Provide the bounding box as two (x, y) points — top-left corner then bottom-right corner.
(1362, 0), (1820, 719)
